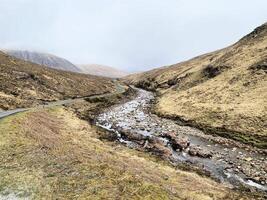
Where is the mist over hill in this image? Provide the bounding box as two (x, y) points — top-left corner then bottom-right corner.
(78, 64), (128, 78)
(3, 50), (81, 73)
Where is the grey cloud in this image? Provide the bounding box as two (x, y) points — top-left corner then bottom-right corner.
(1, 0), (267, 72)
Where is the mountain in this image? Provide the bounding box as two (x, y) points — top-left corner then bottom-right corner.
(0, 51), (117, 110)
(3, 50), (128, 78)
(78, 64), (128, 78)
(125, 22), (267, 148)
(3, 50), (80, 73)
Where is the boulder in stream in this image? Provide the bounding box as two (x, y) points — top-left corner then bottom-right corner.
(188, 146), (213, 159)
(162, 132), (190, 151)
(120, 129), (148, 144)
(147, 142), (172, 158)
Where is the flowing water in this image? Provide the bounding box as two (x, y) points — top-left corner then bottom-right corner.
(96, 88), (267, 192)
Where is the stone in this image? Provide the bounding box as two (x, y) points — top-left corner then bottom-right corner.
(244, 157), (253, 162)
(152, 143), (172, 158)
(161, 132), (190, 151)
(234, 168), (239, 173)
(228, 161), (234, 165)
(188, 146), (213, 159)
(120, 130), (147, 144)
(148, 136), (168, 148)
(143, 140), (149, 148)
(172, 137), (190, 151)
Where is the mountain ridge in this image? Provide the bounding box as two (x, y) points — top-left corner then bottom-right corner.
(3, 50), (81, 73)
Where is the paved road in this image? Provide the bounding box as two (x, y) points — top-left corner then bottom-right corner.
(0, 108), (29, 119)
(0, 81), (126, 120)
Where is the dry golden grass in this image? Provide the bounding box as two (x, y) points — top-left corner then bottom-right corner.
(0, 51), (117, 110)
(0, 107), (248, 199)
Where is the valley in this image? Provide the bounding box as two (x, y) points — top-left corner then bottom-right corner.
(0, 91), (261, 200)
(0, 85), (265, 199)
(0, 22), (266, 199)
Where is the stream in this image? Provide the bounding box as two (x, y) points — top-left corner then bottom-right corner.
(96, 88), (267, 192)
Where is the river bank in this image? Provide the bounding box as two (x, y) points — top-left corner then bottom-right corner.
(96, 87), (267, 195)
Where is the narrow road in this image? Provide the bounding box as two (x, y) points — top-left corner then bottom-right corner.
(0, 99), (77, 119)
(96, 87), (267, 192)
(0, 81), (126, 120)
(0, 108), (28, 119)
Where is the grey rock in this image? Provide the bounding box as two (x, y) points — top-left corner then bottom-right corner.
(188, 146), (213, 159)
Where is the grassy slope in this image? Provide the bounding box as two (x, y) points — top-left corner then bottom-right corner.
(0, 51), (116, 110)
(0, 106), (249, 200)
(126, 23), (267, 148)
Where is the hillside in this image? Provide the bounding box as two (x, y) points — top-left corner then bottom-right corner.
(126, 23), (267, 148)
(78, 64), (128, 78)
(3, 50), (80, 73)
(0, 104), (252, 199)
(0, 51), (117, 110)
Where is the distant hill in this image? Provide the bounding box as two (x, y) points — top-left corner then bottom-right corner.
(78, 64), (128, 78)
(0, 51), (117, 110)
(3, 50), (80, 73)
(125, 22), (267, 148)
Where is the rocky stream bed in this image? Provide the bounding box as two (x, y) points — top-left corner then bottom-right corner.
(96, 88), (267, 193)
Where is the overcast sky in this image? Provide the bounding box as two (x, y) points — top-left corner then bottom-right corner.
(1, 0), (267, 72)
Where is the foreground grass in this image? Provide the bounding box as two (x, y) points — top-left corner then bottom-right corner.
(0, 107), (248, 199)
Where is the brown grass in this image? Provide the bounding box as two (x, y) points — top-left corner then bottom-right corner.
(0, 107), (249, 199)
(0, 51), (117, 110)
